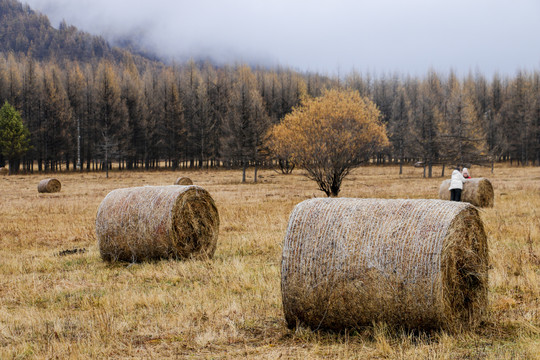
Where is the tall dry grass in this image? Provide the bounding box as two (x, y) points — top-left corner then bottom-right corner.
(0, 165), (539, 359)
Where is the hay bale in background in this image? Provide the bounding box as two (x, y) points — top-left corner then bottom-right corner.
(439, 178), (494, 207)
(96, 185), (219, 262)
(281, 198), (488, 331)
(37, 178), (61, 193)
(0, 167), (8, 175)
(174, 177), (193, 185)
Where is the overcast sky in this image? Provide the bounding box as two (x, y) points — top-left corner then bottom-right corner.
(23, 0), (540, 76)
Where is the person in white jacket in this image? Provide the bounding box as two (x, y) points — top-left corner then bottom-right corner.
(449, 167), (466, 201)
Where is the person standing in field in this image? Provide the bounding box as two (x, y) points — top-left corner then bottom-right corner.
(449, 167), (466, 201)
(462, 167), (471, 179)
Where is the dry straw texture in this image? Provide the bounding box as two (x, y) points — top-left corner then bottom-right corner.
(0, 167), (8, 175)
(439, 178), (494, 207)
(37, 178), (61, 193)
(175, 177), (193, 185)
(281, 198), (488, 331)
(95, 185), (219, 262)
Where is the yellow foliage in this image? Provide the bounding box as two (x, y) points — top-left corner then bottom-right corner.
(269, 88), (388, 166)
(267, 88), (389, 196)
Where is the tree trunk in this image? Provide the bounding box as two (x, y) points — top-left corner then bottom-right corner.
(329, 186), (340, 197)
(8, 159), (20, 175)
(105, 146), (109, 179)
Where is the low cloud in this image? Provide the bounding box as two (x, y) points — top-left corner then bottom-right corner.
(24, 0), (540, 75)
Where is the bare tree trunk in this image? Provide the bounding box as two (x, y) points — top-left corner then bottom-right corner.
(105, 144), (109, 179)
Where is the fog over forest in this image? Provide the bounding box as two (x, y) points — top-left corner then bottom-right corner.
(23, 0), (540, 75)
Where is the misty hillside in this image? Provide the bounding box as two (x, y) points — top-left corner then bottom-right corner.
(0, 0), (159, 65)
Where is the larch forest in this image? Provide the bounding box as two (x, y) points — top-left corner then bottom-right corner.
(1, 0), (539, 177)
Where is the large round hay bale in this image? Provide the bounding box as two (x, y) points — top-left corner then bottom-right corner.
(0, 167), (8, 176)
(439, 178), (494, 207)
(281, 198), (488, 331)
(95, 185), (219, 262)
(174, 177), (193, 185)
(37, 178), (61, 193)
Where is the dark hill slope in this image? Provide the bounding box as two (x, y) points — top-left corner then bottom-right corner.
(0, 0), (159, 65)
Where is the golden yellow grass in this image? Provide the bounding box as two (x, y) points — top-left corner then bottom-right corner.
(0, 165), (539, 359)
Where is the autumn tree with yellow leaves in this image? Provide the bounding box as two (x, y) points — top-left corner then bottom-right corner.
(267, 89), (389, 197)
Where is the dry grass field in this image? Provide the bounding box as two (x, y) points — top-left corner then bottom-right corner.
(0, 164), (539, 359)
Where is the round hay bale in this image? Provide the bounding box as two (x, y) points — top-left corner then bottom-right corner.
(96, 185), (219, 262)
(439, 178), (494, 207)
(174, 177), (193, 185)
(37, 178), (61, 193)
(0, 167), (8, 176)
(281, 198), (488, 331)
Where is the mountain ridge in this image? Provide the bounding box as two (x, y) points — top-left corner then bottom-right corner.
(0, 0), (161, 66)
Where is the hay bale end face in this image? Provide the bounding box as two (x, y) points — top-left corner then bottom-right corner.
(281, 198), (488, 331)
(38, 178), (61, 193)
(174, 177), (193, 185)
(439, 177), (494, 207)
(95, 185), (219, 262)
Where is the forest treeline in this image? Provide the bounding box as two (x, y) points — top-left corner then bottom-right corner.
(1, 52), (540, 175)
(0, 0), (539, 175)
(0, 52), (320, 173)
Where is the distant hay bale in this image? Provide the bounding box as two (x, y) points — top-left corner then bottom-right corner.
(439, 178), (494, 207)
(37, 178), (61, 193)
(95, 185), (219, 262)
(174, 177), (193, 185)
(281, 198), (488, 331)
(0, 167), (8, 175)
